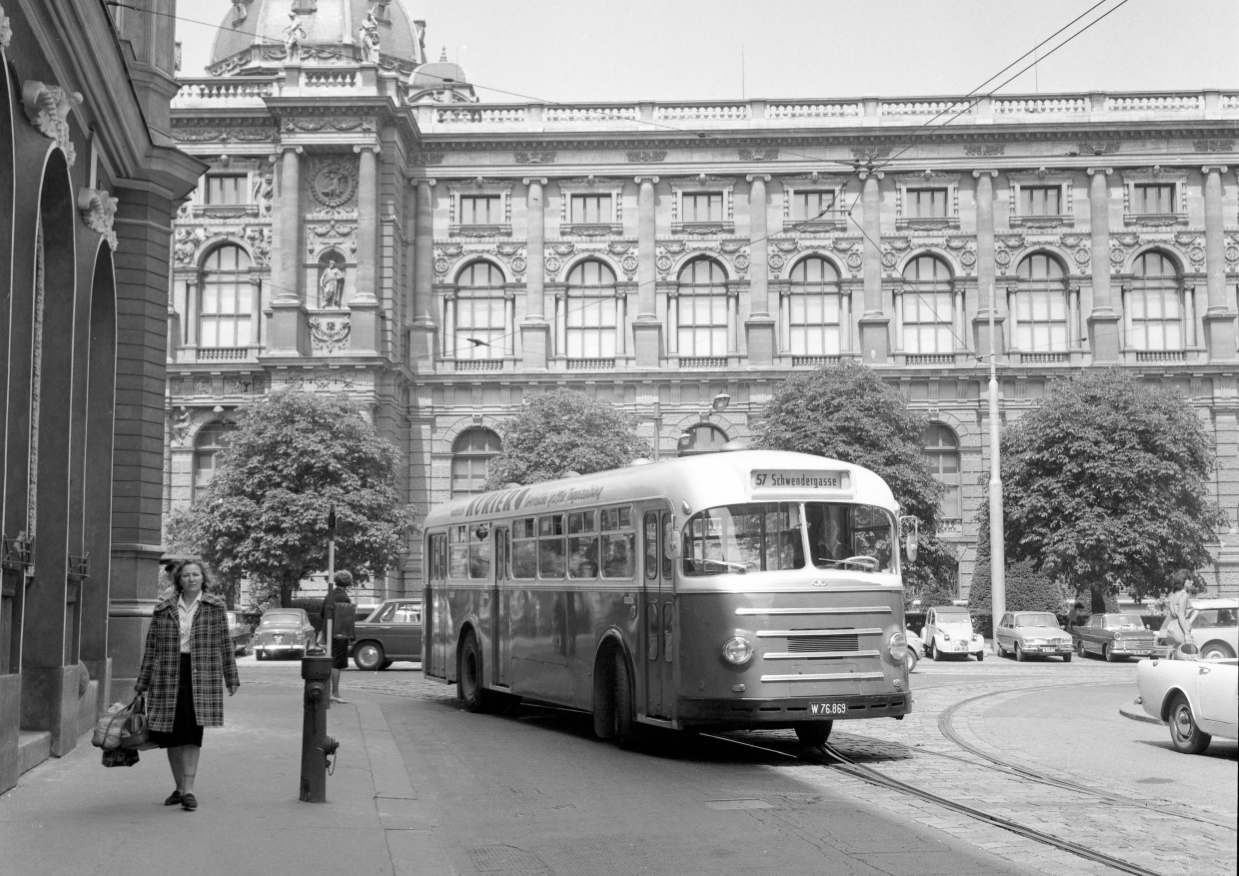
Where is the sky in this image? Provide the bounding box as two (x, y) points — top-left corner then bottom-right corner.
(177, 0), (1236, 102)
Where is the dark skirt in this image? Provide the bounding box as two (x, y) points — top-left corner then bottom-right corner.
(150, 653), (204, 748)
(331, 637), (350, 670)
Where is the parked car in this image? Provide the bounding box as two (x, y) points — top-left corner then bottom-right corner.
(1152, 598), (1239, 660)
(994, 611), (1073, 661)
(351, 599), (423, 671)
(904, 627), (924, 673)
(1072, 612), (1156, 662)
(352, 595), (384, 622)
(252, 608), (316, 660)
(225, 610), (253, 656)
(923, 606), (985, 661)
(1132, 656), (1238, 753)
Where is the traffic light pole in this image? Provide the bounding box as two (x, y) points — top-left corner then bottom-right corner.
(988, 284), (1006, 644)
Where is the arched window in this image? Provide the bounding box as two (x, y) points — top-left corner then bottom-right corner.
(923, 424), (961, 521)
(1014, 253), (1069, 352)
(677, 258), (728, 357)
(677, 423), (729, 456)
(901, 256), (953, 355)
(788, 256), (842, 355)
(451, 429), (501, 497)
(1127, 252), (1182, 351)
(454, 262), (506, 359)
(194, 422), (237, 501)
(200, 245), (252, 348)
(565, 260), (618, 357)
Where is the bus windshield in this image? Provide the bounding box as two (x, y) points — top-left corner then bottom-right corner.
(682, 502), (895, 576)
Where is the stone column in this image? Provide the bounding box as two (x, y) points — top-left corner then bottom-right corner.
(411, 179), (437, 368)
(745, 174), (775, 365)
(268, 147), (308, 355)
(350, 145), (381, 354)
(1086, 167), (1121, 361)
(633, 176), (662, 366)
(972, 169), (1004, 359)
(857, 171), (889, 362)
(520, 177), (550, 369)
(1202, 165), (1237, 362)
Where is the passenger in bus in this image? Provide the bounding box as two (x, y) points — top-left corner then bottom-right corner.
(569, 540), (599, 578)
(776, 530), (804, 569)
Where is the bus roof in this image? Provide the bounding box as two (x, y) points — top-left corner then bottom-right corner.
(423, 449), (900, 528)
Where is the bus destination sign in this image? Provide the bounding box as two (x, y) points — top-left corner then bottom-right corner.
(751, 470), (851, 491)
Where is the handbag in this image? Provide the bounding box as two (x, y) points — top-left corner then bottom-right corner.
(92, 701), (129, 750)
(101, 747), (140, 768)
(120, 694), (150, 750)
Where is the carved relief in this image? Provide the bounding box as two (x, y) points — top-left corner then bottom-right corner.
(171, 408), (192, 446)
(252, 170), (274, 216)
(175, 227), (207, 265)
(1194, 139), (1234, 153)
(1078, 140), (1121, 155)
(309, 316), (351, 353)
(411, 152), (446, 165)
(318, 253), (347, 307)
(515, 151), (556, 165)
(78, 188), (119, 251)
(21, 81), (83, 165)
(738, 147), (779, 161)
(626, 150), (667, 163)
(245, 226), (272, 266)
(310, 159), (358, 208)
(964, 144), (1005, 156)
(850, 145), (892, 161)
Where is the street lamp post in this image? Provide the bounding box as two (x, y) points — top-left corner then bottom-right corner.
(988, 284), (1006, 644)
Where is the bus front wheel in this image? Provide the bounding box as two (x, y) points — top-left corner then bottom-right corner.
(795, 721), (833, 747)
(457, 632), (492, 713)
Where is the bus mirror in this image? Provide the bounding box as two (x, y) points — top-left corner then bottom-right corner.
(666, 531), (682, 560)
(899, 515), (919, 563)
(906, 534), (918, 563)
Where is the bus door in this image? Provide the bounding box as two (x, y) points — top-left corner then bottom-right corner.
(642, 509), (675, 718)
(492, 526), (511, 687)
(427, 533), (448, 679)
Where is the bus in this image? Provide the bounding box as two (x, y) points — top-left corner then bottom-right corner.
(422, 449), (915, 746)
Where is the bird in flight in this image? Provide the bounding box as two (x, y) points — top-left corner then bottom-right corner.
(465, 338), (489, 347)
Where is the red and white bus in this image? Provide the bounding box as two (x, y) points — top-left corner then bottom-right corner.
(422, 449), (914, 746)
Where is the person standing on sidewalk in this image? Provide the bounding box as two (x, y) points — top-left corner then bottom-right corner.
(320, 570), (357, 703)
(135, 560), (240, 812)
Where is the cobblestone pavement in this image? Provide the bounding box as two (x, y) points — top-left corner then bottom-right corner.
(238, 656), (1237, 876)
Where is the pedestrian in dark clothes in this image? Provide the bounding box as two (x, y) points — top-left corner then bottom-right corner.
(134, 560), (239, 812)
(320, 570), (356, 703)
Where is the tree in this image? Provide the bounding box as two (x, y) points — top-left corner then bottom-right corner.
(968, 557), (1063, 614)
(173, 391), (417, 608)
(484, 389), (651, 488)
(752, 362), (957, 593)
(996, 369), (1220, 604)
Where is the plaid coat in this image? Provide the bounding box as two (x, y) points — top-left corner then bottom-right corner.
(135, 593), (240, 732)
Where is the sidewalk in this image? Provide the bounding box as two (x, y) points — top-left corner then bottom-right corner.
(0, 685), (446, 876)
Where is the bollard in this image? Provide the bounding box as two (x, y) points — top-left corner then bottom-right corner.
(300, 654), (339, 803)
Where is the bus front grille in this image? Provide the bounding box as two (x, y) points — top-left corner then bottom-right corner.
(787, 634), (859, 653)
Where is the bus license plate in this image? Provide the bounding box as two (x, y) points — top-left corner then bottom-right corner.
(809, 702), (847, 716)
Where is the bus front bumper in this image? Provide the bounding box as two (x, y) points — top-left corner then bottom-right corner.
(671, 692), (912, 730)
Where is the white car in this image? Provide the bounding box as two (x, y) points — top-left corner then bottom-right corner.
(1153, 598), (1238, 660)
(904, 627), (924, 672)
(1133, 656), (1238, 754)
(923, 606), (985, 661)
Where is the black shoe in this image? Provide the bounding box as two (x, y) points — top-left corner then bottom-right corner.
(181, 792), (198, 811)
(164, 790), (182, 806)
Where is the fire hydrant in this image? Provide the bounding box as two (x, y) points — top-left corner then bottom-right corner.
(300, 654), (339, 803)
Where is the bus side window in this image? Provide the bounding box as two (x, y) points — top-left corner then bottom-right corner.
(643, 513), (658, 580)
(661, 515), (673, 580)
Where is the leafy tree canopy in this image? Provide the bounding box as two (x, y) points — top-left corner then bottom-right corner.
(753, 362), (955, 592)
(484, 389), (652, 488)
(171, 391), (416, 608)
(968, 558), (1064, 614)
(996, 369), (1220, 600)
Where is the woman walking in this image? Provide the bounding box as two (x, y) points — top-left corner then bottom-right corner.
(134, 560), (239, 811)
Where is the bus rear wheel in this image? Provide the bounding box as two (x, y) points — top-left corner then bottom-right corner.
(457, 631), (492, 713)
(794, 721), (833, 747)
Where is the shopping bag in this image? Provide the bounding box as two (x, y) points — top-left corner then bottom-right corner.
(120, 695), (150, 750)
(92, 701), (129, 750)
(101, 747), (140, 768)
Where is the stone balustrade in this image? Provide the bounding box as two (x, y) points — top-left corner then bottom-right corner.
(172, 78), (275, 107)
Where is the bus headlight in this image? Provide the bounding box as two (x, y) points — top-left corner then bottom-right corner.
(722, 636), (754, 665)
(888, 631), (908, 662)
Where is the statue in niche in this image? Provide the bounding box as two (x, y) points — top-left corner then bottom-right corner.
(319, 258), (346, 308)
(284, 12), (307, 62)
(358, 10), (381, 63)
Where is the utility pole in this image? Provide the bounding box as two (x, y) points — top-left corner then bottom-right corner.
(988, 284), (1006, 644)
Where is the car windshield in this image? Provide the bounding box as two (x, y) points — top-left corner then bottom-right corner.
(1193, 608), (1237, 628)
(1103, 614), (1144, 630)
(682, 501), (895, 577)
(261, 613), (301, 626)
(936, 611), (971, 624)
(1015, 613), (1058, 628)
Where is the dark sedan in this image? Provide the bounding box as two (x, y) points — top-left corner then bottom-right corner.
(252, 608), (316, 660)
(351, 599), (423, 670)
(1071, 613), (1155, 661)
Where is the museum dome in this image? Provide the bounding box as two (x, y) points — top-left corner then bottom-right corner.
(407, 48), (478, 103)
(209, 0), (426, 76)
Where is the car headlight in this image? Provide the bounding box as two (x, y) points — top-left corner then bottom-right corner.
(942, 632), (951, 641)
(888, 631), (908, 662)
(722, 636), (753, 665)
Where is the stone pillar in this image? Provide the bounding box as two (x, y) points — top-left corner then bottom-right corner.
(349, 146), (381, 354)
(857, 171), (890, 363)
(1086, 167), (1121, 361)
(1202, 165), (1237, 362)
(745, 174), (775, 365)
(972, 169), (1004, 359)
(411, 179), (437, 368)
(268, 147), (308, 355)
(633, 176), (662, 366)
(520, 177), (550, 369)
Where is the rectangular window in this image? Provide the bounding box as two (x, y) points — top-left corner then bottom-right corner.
(644, 512), (659, 581)
(448, 525), (469, 579)
(682, 192), (724, 223)
(906, 188), (949, 219)
(203, 175), (247, 205)
(600, 506), (636, 579)
(538, 514), (566, 578)
(460, 195), (502, 225)
(1019, 186), (1061, 216)
(792, 191), (835, 222)
(1133, 184), (1175, 214)
(903, 291), (954, 354)
(570, 194), (613, 224)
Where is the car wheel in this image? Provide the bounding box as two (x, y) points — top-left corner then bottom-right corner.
(976, 651), (984, 662)
(1104, 644), (1118, 663)
(994, 639), (1006, 658)
(1062, 653), (1072, 663)
(1167, 693), (1212, 754)
(1015, 643), (1027, 662)
(905, 649), (918, 673)
(379, 660), (393, 670)
(353, 641), (386, 672)
(795, 721), (833, 747)
(457, 631), (492, 713)
(930, 641), (941, 661)
(256, 650), (266, 661)
(1200, 642), (1235, 661)
(1075, 640), (1085, 658)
